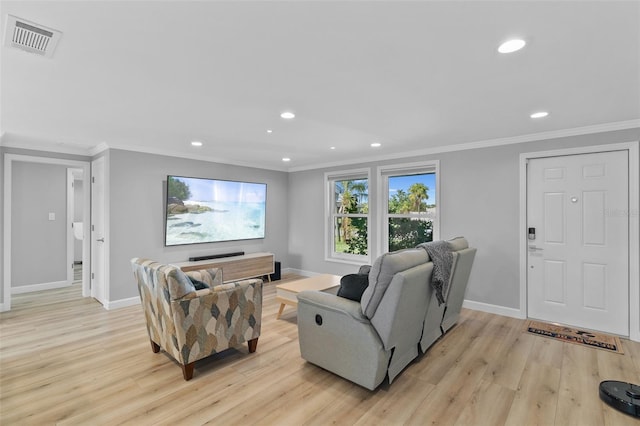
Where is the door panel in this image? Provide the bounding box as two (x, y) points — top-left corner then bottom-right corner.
(527, 150), (629, 336)
(544, 193), (565, 243)
(583, 191), (605, 245)
(543, 260), (565, 304)
(582, 262), (606, 309)
(91, 157), (106, 305)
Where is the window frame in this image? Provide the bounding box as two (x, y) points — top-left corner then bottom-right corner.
(324, 168), (371, 265)
(377, 160), (440, 256)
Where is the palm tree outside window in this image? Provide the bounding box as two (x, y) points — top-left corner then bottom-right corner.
(386, 172), (436, 252)
(332, 178), (369, 257)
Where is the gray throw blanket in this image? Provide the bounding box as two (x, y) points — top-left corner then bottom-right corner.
(417, 241), (453, 305)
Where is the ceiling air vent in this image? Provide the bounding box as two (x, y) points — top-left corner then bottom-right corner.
(3, 15), (62, 58)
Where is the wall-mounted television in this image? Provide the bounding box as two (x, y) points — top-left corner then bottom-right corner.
(165, 175), (267, 246)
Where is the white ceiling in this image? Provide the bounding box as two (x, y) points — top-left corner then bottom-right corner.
(1, 1), (639, 172)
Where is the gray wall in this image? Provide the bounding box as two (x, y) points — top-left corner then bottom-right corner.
(107, 149), (290, 301)
(11, 162), (68, 287)
(2, 128), (637, 313)
(288, 128), (640, 310)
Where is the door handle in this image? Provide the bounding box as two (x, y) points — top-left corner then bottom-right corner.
(528, 245), (543, 251)
(96, 238), (105, 242)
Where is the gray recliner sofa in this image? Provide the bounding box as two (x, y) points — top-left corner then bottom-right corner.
(296, 237), (475, 390)
(419, 237), (477, 351)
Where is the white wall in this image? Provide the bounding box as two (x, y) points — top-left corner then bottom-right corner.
(287, 128), (640, 311)
(106, 149), (290, 302)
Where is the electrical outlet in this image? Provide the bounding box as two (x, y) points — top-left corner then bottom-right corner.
(49, 212), (55, 221)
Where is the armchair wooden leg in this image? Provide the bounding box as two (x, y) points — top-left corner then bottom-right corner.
(247, 337), (259, 353)
(150, 340), (160, 353)
(181, 362), (195, 381)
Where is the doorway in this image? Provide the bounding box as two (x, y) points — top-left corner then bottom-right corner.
(519, 142), (639, 341)
(67, 168), (85, 290)
(2, 154), (91, 311)
(527, 150), (628, 335)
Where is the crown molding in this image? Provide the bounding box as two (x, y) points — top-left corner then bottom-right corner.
(287, 119), (640, 172)
(2, 119), (638, 173)
(100, 142), (290, 172)
(0, 138), (93, 156)
(89, 142), (110, 156)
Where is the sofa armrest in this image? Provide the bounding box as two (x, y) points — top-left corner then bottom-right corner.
(296, 290), (390, 390)
(296, 291), (368, 323)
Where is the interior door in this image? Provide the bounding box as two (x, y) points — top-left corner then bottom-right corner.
(91, 157), (106, 305)
(66, 168), (76, 287)
(527, 150), (629, 336)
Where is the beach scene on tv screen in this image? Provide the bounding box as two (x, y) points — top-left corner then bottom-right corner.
(166, 176), (266, 246)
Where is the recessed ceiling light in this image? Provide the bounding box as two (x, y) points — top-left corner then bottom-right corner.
(498, 39), (526, 53)
(371, 142), (382, 148)
(330, 146), (336, 150)
(280, 111), (295, 119)
(267, 129), (273, 134)
(191, 141), (203, 147)
(282, 157), (291, 162)
(530, 111), (549, 119)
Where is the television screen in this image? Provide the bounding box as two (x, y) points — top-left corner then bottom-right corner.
(165, 175), (267, 246)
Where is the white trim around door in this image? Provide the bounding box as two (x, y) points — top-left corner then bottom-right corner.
(519, 141), (640, 342)
(2, 154), (91, 312)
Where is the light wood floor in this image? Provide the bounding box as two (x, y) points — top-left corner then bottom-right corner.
(1, 274), (639, 425)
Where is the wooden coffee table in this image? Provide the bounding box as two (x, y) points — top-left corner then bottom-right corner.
(275, 274), (341, 319)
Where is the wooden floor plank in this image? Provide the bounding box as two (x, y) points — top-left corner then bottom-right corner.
(504, 361), (561, 426)
(454, 379), (515, 426)
(2, 275), (639, 425)
(555, 344), (605, 426)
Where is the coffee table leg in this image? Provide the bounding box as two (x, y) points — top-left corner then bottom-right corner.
(276, 303), (286, 319)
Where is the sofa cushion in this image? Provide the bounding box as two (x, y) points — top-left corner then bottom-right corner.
(360, 248), (429, 318)
(337, 273), (369, 302)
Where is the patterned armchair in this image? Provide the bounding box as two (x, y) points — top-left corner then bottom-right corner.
(131, 258), (262, 380)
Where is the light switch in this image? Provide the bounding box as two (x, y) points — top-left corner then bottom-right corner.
(49, 212), (55, 221)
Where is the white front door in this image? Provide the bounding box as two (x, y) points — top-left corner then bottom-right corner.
(91, 157), (106, 305)
(527, 150), (629, 336)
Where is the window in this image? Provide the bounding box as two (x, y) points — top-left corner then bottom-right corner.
(325, 162), (438, 263)
(325, 169), (370, 263)
(379, 161), (439, 253)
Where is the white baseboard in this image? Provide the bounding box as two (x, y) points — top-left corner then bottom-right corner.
(104, 296), (140, 310)
(0, 302), (7, 312)
(462, 299), (525, 319)
(12, 280), (70, 294)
